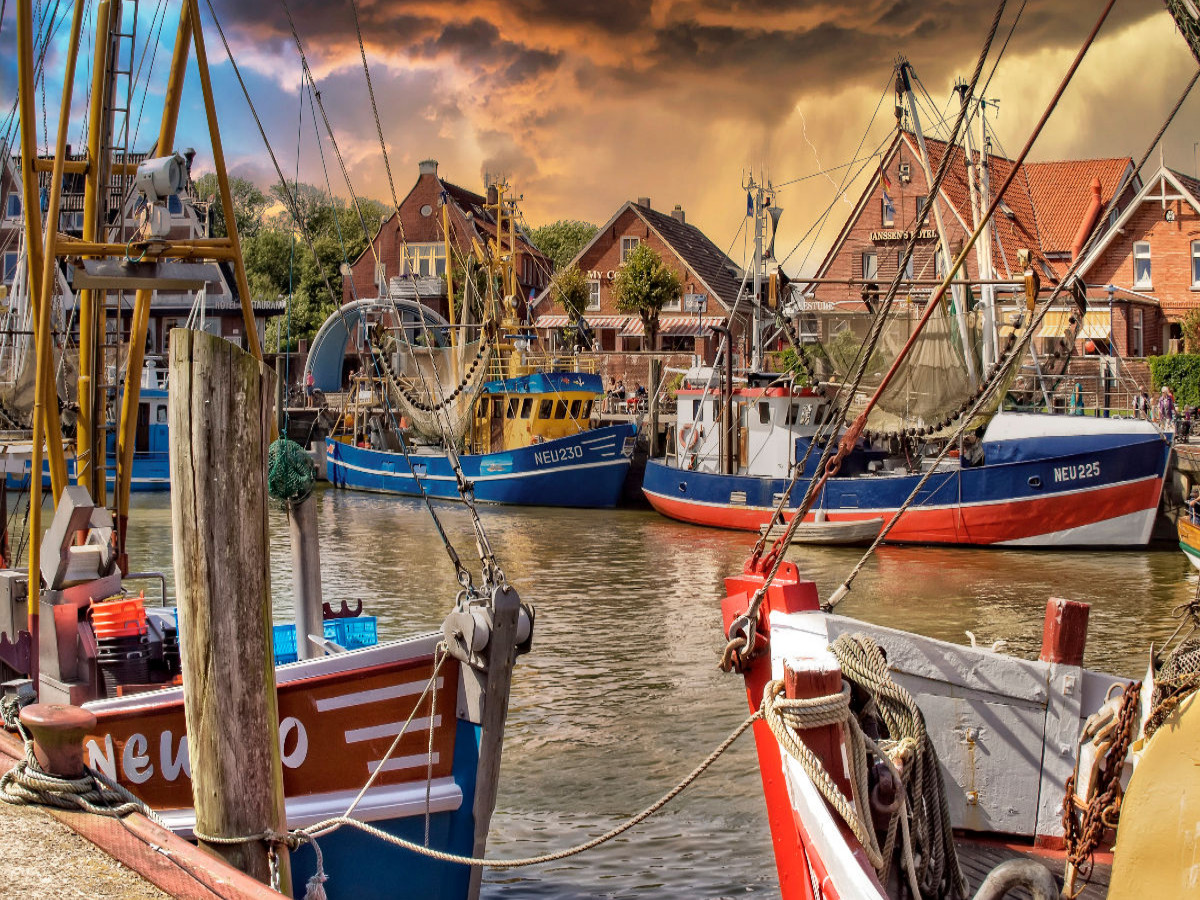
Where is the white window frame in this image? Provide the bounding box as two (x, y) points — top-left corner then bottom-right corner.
(403, 243), (447, 278)
(1133, 241), (1152, 289)
(916, 195), (927, 221)
(862, 250), (878, 281)
(897, 250), (913, 280)
(935, 249), (945, 277)
(586, 280), (601, 311)
(881, 195), (894, 227)
(662, 290), (682, 312)
(620, 236), (639, 263)
(375, 262), (387, 292)
(1191, 240), (1200, 288)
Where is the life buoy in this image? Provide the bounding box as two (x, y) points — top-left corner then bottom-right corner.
(680, 423), (702, 452)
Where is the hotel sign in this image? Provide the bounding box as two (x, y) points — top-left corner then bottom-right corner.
(870, 228), (937, 242)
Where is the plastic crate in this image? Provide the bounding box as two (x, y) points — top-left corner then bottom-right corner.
(273, 616), (378, 665)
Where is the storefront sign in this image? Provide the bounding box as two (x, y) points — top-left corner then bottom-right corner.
(869, 229), (937, 242)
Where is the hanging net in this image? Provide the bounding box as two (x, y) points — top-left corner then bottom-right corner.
(268, 438), (316, 504)
(374, 330), (493, 443)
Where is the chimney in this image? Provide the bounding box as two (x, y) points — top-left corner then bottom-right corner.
(637, 196), (651, 209)
(418, 159), (438, 176)
(1070, 176), (1104, 262)
(671, 204), (685, 224)
(487, 183), (498, 206)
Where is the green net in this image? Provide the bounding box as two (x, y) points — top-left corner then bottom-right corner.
(268, 438), (316, 504)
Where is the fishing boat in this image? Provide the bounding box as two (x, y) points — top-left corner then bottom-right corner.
(0, 1), (532, 898)
(644, 371), (1170, 546)
(1178, 513), (1200, 569)
(323, 182), (636, 509)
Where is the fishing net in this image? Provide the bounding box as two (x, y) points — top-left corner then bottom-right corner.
(375, 331), (493, 443)
(268, 438), (316, 504)
(1145, 632), (1200, 741)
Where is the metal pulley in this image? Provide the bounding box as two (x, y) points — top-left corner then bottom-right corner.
(441, 593), (534, 668)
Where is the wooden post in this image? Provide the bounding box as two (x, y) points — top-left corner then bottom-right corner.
(648, 357), (662, 458)
(170, 329), (289, 889)
(288, 495), (324, 660)
(467, 585), (522, 899)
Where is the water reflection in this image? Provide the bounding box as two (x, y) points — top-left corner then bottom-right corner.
(116, 489), (1193, 898)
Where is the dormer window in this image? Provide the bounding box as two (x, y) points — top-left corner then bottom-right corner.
(1133, 241), (1151, 289)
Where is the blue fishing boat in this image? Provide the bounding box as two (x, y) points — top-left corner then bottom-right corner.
(328, 371), (636, 507)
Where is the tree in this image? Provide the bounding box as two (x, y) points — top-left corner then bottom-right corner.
(529, 220), (598, 270)
(613, 243), (682, 349)
(548, 264), (591, 320)
(1183, 308), (1200, 354)
(191, 173), (268, 238)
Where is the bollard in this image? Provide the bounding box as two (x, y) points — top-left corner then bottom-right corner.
(19, 703), (97, 777)
(1039, 597), (1089, 667)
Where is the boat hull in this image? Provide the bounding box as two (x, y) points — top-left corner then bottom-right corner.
(327, 423), (637, 508)
(645, 420), (1170, 547)
(86, 634), (481, 900)
(1179, 517), (1200, 569)
(8, 451), (169, 492)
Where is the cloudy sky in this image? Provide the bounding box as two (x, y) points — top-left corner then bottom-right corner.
(4, 0), (1199, 275)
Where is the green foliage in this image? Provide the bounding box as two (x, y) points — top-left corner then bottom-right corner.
(612, 244), (682, 348)
(547, 264), (591, 320)
(772, 348), (814, 386)
(1183, 309), (1200, 354)
(528, 220), (598, 270)
(191, 173), (268, 238)
(824, 328), (884, 377)
(1148, 353), (1200, 408)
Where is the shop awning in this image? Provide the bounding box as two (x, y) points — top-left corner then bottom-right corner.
(620, 315), (725, 337)
(1037, 310), (1111, 340)
(533, 314), (630, 329)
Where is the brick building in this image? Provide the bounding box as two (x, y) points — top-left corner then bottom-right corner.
(1074, 166), (1200, 356)
(341, 159), (551, 323)
(532, 198), (746, 360)
(800, 131), (1144, 357)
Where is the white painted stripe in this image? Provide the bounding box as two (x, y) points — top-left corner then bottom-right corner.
(345, 715), (440, 743)
(315, 677), (443, 712)
(330, 455), (629, 483)
(580, 435), (614, 446)
(367, 752), (441, 775)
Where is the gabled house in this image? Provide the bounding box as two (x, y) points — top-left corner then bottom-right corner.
(1074, 165), (1200, 356)
(533, 197), (745, 359)
(341, 159), (552, 323)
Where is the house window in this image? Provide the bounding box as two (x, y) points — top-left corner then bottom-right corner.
(934, 249), (945, 277)
(881, 195), (894, 227)
(5, 194), (20, 218)
(2, 251), (17, 284)
(897, 250), (914, 280)
(1133, 308), (1144, 357)
(916, 195), (927, 221)
(402, 243), (447, 278)
(620, 236), (639, 262)
(861, 250), (878, 281)
(1133, 241), (1151, 288)
(586, 280), (601, 310)
(375, 262), (387, 291)
(662, 290), (682, 312)
(1192, 240), (1200, 287)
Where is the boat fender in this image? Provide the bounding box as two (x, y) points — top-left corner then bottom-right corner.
(972, 859), (1058, 900)
(680, 423), (703, 452)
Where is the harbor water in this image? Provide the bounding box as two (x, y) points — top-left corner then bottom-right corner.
(120, 489), (1193, 899)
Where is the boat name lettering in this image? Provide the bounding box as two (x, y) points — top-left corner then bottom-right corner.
(86, 719), (310, 785)
(534, 445), (582, 466)
(1052, 461), (1100, 483)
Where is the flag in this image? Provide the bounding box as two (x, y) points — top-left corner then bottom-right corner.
(880, 167), (893, 193)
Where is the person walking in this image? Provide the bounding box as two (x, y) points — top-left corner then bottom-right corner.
(1158, 386), (1176, 427)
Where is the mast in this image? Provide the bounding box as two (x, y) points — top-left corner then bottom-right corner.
(957, 82), (997, 371)
(899, 61), (979, 386)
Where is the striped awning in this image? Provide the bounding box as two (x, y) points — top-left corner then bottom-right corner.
(620, 315), (725, 337)
(533, 314), (630, 329)
(1037, 310), (1110, 340)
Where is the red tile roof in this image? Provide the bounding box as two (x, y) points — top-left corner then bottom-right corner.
(1022, 157), (1133, 255)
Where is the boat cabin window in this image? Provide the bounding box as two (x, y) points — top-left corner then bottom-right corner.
(492, 397), (504, 418)
(507, 397), (519, 419)
(692, 398), (701, 420)
(554, 400), (568, 419)
(520, 398), (533, 418)
(581, 399), (593, 419)
(538, 399), (553, 419)
(712, 400), (720, 421)
(155, 404), (167, 424)
(478, 397), (489, 419)
(758, 402), (770, 425)
(785, 403), (799, 425)
(570, 399), (581, 418)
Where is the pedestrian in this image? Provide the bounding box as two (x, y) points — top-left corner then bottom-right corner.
(304, 370), (315, 408)
(1158, 386), (1176, 425)
(1070, 381), (1085, 416)
(1140, 391), (1151, 420)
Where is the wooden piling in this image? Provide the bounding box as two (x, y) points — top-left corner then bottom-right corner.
(288, 495), (324, 660)
(648, 357), (662, 458)
(169, 329), (289, 889)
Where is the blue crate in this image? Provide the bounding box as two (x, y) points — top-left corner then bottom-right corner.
(273, 616), (378, 665)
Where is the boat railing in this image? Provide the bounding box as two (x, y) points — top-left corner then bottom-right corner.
(123, 571), (170, 606)
(486, 354), (597, 380)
